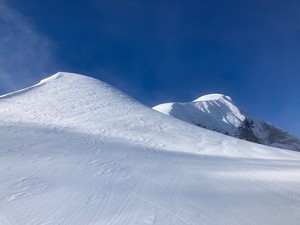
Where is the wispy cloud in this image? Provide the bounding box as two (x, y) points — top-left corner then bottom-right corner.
(0, 0), (57, 94)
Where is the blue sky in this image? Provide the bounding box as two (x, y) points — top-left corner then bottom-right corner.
(1, 0), (300, 136)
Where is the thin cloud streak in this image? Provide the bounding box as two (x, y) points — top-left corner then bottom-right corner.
(0, 0), (57, 94)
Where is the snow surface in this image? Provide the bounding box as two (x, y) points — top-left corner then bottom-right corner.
(1, 73), (300, 225)
(193, 93), (232, 102)
(153, 93), (300, 151)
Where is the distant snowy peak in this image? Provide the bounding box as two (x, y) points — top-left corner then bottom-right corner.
(154, 93), (245, 135)
(153, 94), (300, 151)
(193, 93), (232, 102)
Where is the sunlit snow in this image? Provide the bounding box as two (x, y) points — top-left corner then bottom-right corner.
(0, 72), (300, 225)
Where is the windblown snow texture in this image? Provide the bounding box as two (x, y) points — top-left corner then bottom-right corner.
(0, 72), (300, 225)
(154, 94), (300, 151)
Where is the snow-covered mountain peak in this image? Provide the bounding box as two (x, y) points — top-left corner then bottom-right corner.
(154, 94), (300, 151)
(36, 72), (109, 90)
(0, 72), (140, 134)
(193, 93), (232, 102)
(37, 72), (102, 86)
(0, 72), (114, 100)
(154, 94), (245, 137)
(37, 71), (64, 85)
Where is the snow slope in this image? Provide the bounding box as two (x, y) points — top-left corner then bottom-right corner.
(154, 93), (300, 151)
(0, 72), (300, 225)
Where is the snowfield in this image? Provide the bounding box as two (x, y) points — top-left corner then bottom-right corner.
(0, 72), (300, 225)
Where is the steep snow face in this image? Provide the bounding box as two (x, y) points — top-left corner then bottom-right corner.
(153, 94), (300, 151)
(1, 73), (300, 225)
(154, 93), (246, 135)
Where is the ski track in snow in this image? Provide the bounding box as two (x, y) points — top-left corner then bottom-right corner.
(0, 72), (300, 225)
